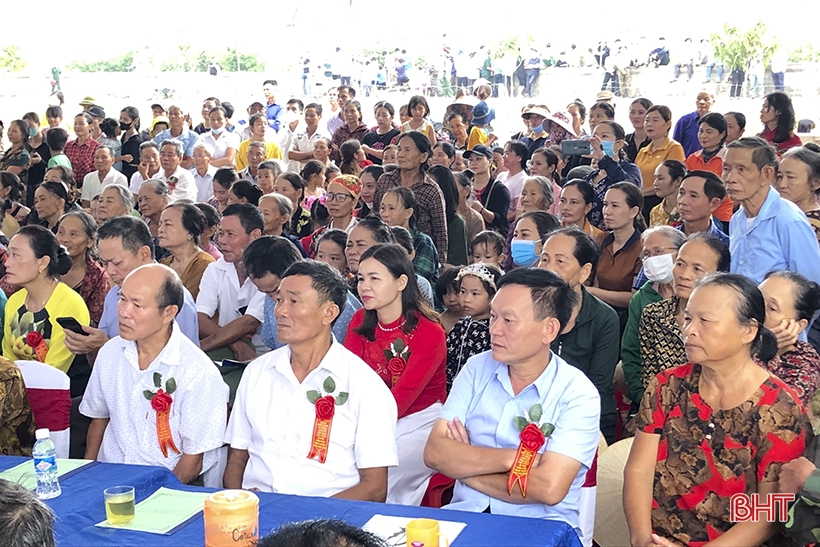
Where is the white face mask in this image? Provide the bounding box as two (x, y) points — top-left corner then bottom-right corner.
(643, 253), (675, 284)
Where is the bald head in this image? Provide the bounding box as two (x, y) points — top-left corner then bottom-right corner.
(119, 264), (184, 341)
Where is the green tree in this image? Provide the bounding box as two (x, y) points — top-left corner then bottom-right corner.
(218, 48), (265, 72)
(711, 22), (777, 71)
(0, 45), (27, 71)
(68, 51), (135, 72)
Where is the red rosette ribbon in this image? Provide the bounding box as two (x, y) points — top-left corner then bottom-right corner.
(151, 389), (180, 458)
(507, 423), (546, 498)
(25, 331), (49, 361)
(387, 356), (407, 387)
(308, 395), (336, 463)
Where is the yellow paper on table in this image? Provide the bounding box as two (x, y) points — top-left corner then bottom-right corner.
(95, 487), (209, 535)
(0, 459), (93, 490)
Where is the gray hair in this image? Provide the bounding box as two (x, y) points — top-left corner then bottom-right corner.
(102, 184), (134, 210)
(641, 225), (687, 249)
(95, 145), (114, 158)
(192, 142), (214, 157)
(248, 141), (267, 153)
(524, 176), (554, 208)
(0, 478), (55, 547)
(141, 178), (171, 197)
(159, 138), (184, 157)
(138, 140), (159, 155)
(261, 192), (294, 218)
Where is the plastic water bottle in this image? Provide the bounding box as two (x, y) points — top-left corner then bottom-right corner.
(33, 428), (61, 499)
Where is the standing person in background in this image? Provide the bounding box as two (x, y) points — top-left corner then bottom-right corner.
(401, 96), (437, 146)
(361, 102), (400, 165)
(118, 107), (142, 182)
(770, 49), (788, 92)
(329, 101), (368, 165)
(672, 91), (714, 157)
(276, 99), (304, 172)
(326, 86), (355, 137)
(624, 98), (653, 163)
(201, 107), (239, 168)
(288, 103), (329, 173)
(372, 133), (449, 261)
(758, 92), (802, 154)
(262, 80), (283, 133)
(635, 105), (685, 222)
(1, 120), (31, 182)
(153, 106), (201, 170)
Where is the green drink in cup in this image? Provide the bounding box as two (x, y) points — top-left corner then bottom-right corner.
(104, 486), (135, 525)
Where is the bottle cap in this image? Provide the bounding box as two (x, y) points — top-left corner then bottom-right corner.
(35, 428), (50, 440)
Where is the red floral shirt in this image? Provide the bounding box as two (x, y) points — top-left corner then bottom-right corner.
(637, 363), (812, 546)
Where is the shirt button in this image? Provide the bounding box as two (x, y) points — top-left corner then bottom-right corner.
(708, 423), (715, 428)
(705, 434), (712, 440)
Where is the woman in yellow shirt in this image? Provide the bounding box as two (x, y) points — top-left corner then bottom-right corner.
(236, 113), (282, 171)
(3, 225), (90, 397)
(635, 105), (685, 220)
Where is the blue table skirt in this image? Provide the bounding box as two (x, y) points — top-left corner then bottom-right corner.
(0, 456), (582, 547)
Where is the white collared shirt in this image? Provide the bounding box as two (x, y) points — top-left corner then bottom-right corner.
(79, 322), (228, 473)
(193, 165), (218, 202)
(81, 168), (129, 202)
(156, 165), (198, 202)
(196, 258), (267, 354)
(289, 126), (330, 173)
(225, 340), (398, 495)
(200, 130), (241, 161)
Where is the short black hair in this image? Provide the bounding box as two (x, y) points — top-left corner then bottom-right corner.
(356, 216), (395, 244)
(156, 268), (184, 315)
(222, 203), (264, 235)
(682, 170), (726, 202)
(243, 236), (302, 280)
(281, 260), (348, 325)
(0, 478), (55, 547)
(496, 267), (578, 331)
(257, 519), (386, 547)
(504, 140), (530, 169)
(97, 215), (155, 259)
(435, 265), (463, 302)
(287, 98), (304, 111)
(45, 127), (68, 151)
(305, 102), (323, 116)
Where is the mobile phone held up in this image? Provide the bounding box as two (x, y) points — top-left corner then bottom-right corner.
(56, 317), (89, 336)
(561, 139), (593, 156)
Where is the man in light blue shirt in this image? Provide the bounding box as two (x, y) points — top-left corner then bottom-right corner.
(242, 235), (361, 349)
(153, 105), (201, 169)
(726, 137), (820, 285)
(424, 269), (600, 538)
(63, 216), (200, 363)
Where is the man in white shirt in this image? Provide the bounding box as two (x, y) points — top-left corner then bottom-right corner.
(197, 204), (267, 360)
(288, 103), (329, 173)
(153, 106), (201, 169)
(325, 86), (354, 137)
(81, 146), (128, 207)
(277, 99), (305, 172)
(223, 260), (397, 500)
(128, 141), (161, 197)
(156, 139), (197, 202)
(192, 143), (217, 202)
(80, 264), (227, 484)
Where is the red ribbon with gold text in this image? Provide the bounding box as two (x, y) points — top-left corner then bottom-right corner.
(306, 377), (349, 464)
(507, 405), (553, 498)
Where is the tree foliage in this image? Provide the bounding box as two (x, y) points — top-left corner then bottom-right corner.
(0, 45), (27, 71)
(219, 48), (265, 72)
(711, 22), (777, 71)
(68, 51), (135, 72)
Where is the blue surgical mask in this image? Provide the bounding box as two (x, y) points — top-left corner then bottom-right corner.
(531, 124), (543, 134)
(601, 140), (615, 157)
(211, 126), (224, 135)
(511, 239), (540, 267)
(28, 127), (38, 137)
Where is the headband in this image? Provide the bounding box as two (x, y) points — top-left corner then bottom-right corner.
(456, 262), (498, 291)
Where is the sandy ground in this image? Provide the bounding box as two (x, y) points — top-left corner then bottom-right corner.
(1, 65), (818, 138)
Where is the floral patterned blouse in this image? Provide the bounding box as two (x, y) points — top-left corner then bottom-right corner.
(761, 341), (820, 409)
(648, 201), (682, 228)
(637, 363), (812, 546)
(73, 254), (110, 327)
(445, 316), (490, 392)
